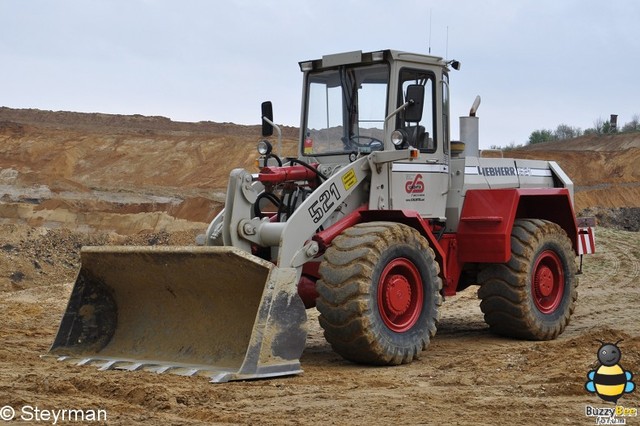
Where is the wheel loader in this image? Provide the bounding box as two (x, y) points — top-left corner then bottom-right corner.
(48, 49), (595, 382)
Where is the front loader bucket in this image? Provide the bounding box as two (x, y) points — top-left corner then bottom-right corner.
(48, 246), (307, 383)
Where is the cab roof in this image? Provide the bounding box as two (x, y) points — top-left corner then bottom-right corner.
(299, 49), (448, 72)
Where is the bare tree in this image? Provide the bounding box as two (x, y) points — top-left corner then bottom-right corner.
(554, 124), (582, 140)
(592, 117), (605, 134)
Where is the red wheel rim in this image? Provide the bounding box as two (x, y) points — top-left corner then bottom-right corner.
(531, 250), (564, 314)
(377, 258), (423, 332)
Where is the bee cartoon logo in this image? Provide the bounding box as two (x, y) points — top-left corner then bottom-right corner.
(585, 340), (635, 403)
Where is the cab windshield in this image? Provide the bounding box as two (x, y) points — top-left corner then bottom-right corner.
(303, 63), (389, 156)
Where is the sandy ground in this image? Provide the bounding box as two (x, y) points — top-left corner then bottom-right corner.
(0, 225), (637, 425)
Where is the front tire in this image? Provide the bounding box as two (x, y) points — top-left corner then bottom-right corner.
(478, 219), (578, 340)
(316, 222), (442, 365)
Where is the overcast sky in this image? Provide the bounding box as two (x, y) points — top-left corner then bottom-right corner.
(1, 0), (638, 147)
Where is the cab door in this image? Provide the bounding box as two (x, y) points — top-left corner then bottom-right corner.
(390, 68), (448, 220)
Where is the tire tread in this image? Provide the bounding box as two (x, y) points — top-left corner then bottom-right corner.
(477, 219), (578, 340)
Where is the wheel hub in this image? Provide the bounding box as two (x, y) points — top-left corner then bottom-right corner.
(377, 257), (424, 332)
(384, 275), (412, 316)
(534, 265), (554, 297)
(531, 250), (565, 314)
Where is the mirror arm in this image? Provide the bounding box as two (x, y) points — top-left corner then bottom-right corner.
(383, 100), (412, 134)
(385, 100), (413, 123)
(262, 116), (282, 158)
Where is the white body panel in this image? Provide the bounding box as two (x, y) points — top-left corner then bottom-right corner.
(444, 156), (570, 232)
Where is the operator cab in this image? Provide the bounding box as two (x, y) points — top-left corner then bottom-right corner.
(295, 49), (453, 219)
(296, 50), (452, 165)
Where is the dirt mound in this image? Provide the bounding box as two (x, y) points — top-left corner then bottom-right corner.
(2, 107), (638, 233)
(515, 132), (640, 152)
(580, 206), (640, 232)
(0, 108), (298, 234)
(0, 106), (299, 138)
(0, 223), (199, 293)
(492, 132), (640, 213)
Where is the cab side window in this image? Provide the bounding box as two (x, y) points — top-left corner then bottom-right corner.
(397, 69), (435, 153)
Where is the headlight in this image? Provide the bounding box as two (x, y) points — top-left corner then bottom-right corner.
(257, 140), (272, 155)
(391, 129), (407, 146)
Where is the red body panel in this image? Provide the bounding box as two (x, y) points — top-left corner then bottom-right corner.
(457, 188), (578, 264)
(457, 189), (519, 263)
(437, 234), (463, 296)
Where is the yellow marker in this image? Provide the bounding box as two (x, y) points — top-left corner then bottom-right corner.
(342, 169), (357, 190)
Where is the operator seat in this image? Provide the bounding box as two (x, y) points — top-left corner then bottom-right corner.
(405, 125), (428, 150)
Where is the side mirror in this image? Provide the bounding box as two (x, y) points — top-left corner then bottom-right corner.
(403, 84), (425, 123)
(261, 101), (274, 137)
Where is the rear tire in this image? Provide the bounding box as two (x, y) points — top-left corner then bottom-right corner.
(478, 219), (578, 340)
(316, 222), (442, 365)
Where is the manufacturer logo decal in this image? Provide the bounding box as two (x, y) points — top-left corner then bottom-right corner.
(405, 174), (425, 194)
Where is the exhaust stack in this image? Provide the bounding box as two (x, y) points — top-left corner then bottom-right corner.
(459, 95), (481, 157)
